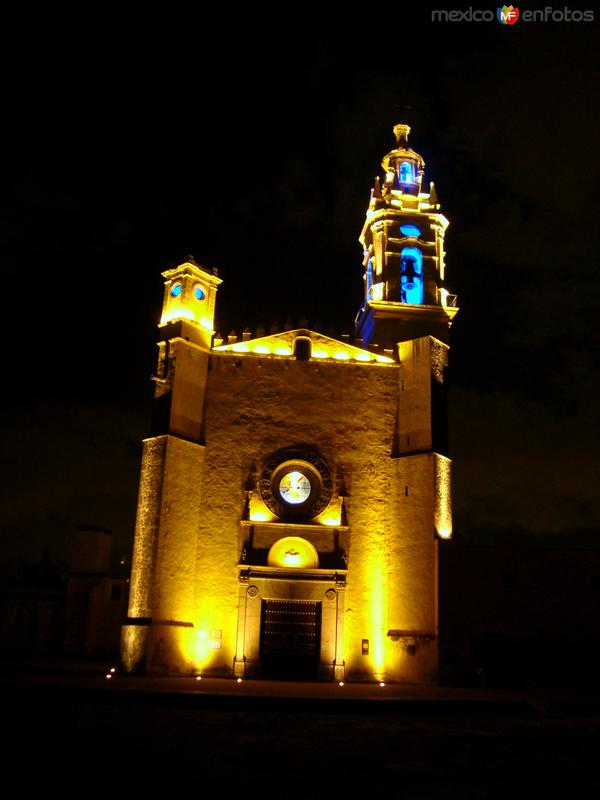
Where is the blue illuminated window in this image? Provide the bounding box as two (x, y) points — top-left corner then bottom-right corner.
(400, 224), (421, 238)
(193, 284), (205, 301)
(399, 161), (414, 183)
(366, 258), (373, 298)
(170, 282), (182, 298)
(400, 247), (423, 304)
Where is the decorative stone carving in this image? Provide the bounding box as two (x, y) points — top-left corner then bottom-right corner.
(247, 585), (259, 598)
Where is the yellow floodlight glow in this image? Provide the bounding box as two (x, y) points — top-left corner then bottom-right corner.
(188, 629), (215, 671)
(312, 350), (328, 359)
(371, 282), (384, 301)
(249, 493), (276, 523)
(249, 510), (270, 522)
(267, 537), (319, 569)
(333, 352), (350, 361)
(231, 343), (250, 353)
(274, 347), (291, 356)
(253, 345), (271, 354)
(366, 548), (387, 680)
(318, 508), (341, 527)
(434, 455), (453, 540)
(161, 307), (195, 325)
(355, 353), (371, 362)
(283, 550), (302, 566)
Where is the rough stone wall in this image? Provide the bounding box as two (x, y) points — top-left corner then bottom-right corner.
(167, 340), (209, 442)
(152, 437), (205, 622)
(398, 338), (434, 453)
(127, 436), (168, 619)
(145, 436), (205, 674)
(122, 436), (168, 672)
(197, 354), (409, 678)
(388, 454), (439, 682)
(130, 336), (444, 681)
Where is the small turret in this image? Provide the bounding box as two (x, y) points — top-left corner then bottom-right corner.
(159, 260), (222, 350)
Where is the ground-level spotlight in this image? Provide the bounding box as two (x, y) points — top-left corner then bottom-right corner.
(338, 682), (344, 687)
(236, 678), (243, 683)
(196, 676), (202, 681)
(105, 674), (112, 680)
(379, 682), (385, 687)
(110, 667), (116, 673)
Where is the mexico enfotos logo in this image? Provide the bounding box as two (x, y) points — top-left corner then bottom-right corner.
(432, 6), (595, 22)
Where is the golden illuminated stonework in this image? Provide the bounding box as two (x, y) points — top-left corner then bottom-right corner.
(213, 328), (395, 363)
(121, 122), (456, 685)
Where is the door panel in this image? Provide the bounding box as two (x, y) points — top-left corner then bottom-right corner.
(260, 599), (321, 679)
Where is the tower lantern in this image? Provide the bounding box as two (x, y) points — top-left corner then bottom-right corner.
(382, 123), (425, 194)
(355, 123), (458, 348)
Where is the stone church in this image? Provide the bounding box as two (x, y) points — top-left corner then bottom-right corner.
(121, 123), (458, 682)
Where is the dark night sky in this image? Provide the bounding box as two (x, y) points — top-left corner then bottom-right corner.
(1, 9), (599, 566)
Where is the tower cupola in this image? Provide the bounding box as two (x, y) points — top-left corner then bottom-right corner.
(355, 122), (458, 349)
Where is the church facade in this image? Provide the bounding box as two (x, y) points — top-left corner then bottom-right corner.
(121, 123), (458, 683)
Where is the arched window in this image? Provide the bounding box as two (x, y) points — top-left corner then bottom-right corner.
(400, 223), (421, 238)
(399, 161), (414, 184)
(366, 258), (373, 298)
(294, 337), (311, 361)
(400, 247), (423, 304)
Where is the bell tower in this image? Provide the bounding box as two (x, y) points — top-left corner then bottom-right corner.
(121, 259), (222, 674)
(355, 123), (458, 348)
(152, 260), (222, 441)
(159, 260), (220, 348)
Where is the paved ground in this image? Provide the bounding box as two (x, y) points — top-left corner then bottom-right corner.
(3, 662), (599, 797)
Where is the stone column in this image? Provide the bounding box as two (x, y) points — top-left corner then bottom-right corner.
(334, 583), (346, 680)
(121, 436), (167, 673)
(233, 577), (251, 677)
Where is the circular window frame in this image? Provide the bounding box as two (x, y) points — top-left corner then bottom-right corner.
(259, 448), (333, 521)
